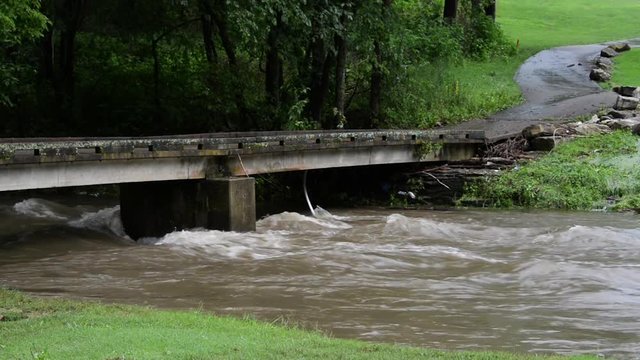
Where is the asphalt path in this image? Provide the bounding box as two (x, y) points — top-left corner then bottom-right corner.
(450, 39), (640, 141)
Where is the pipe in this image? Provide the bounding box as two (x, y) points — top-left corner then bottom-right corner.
(303, 170), (316, 217)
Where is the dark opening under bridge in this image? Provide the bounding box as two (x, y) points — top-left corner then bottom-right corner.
(0, 129), (485, 239)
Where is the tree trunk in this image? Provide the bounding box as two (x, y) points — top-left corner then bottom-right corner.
(334, 40), (347, 127)
(39, 26), (55, 81)
(443, 0), (458, 22)
(210, 0), (237, 66)
(369, 0), (392, 127)
(265, 13), (283, 109)
(319, 51), (335, 129)
(309, 29), (327, 125)
(52, 0), (88, 122)
(334, 12), (348, 128)
(207, 0), (249, 129)
(369, 40), (382, 127)
(59, 27), (76, 100)
(201, 14), (217, 63)
(152, 40), (161, 114)
(485, 0), (496, 20)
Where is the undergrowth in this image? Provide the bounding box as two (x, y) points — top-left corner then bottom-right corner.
(462, 131), (640, 211)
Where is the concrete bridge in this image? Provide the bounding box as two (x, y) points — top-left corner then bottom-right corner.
(0, 129), (485, 238)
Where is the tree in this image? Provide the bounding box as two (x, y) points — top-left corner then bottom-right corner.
(443, 0), (458, 22)
(369, 0), (393, 127)
(0, 0), (49, 106)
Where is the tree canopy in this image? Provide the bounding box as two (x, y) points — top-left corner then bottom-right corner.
(0, 0), (511, 137)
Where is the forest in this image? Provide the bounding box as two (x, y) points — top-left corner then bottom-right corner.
(1, 0), (509, 137)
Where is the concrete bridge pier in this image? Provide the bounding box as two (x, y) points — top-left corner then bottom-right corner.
(120, 177), (256, 240)
(207, 177), (256, 233)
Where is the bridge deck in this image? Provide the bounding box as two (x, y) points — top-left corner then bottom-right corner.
(0, 129), (485, 191)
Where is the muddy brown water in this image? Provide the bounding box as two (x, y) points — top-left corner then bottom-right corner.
(1, 197), (639, 357)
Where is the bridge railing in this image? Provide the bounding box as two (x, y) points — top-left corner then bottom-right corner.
(0, 129), (485, 165)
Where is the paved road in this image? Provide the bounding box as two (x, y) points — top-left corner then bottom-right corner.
(450, 39), (640, 141)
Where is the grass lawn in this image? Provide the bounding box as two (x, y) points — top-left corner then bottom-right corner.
(0, 289), (598, 360)
(499, 0), (640, 50)
(611, 50), (640, 88)
(441, 0), (640, 126)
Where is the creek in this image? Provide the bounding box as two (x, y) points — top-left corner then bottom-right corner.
(0, 196), (639, 357)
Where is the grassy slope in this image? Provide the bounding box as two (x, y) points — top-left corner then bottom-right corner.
(611, 50), (640, 88)
(462, 131), (640, 210)
(443, 0), (640, 126)
(0, 289), (596, 360)
(500, 0), (640, 49)
(457, 1), (640, 211)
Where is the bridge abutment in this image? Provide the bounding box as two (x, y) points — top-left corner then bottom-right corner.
(120, 177), (256, 239)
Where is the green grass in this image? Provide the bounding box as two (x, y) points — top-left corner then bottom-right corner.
(611, 50), (640, 88)
(435, 0), (640, 126)
(499, 0), (640, 51)
(0, 289), (597, 360)
(462, 131), (640, 210)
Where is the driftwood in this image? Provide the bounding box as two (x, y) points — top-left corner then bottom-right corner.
(484, 136), (528, 160)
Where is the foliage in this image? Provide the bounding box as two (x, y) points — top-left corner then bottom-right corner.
(2, 0), (639, 136)
(462, 132), (640, 211)
(0, 0), (518, 136)
(0, 0), (48, 107)
(0, 288), (598, 360)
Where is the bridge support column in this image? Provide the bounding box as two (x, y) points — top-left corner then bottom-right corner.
(206, 177), (256, 232)
(119, 177), (256, 239)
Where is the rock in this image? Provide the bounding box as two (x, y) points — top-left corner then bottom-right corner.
(587, 114), (600, 123)
(522, 123), (558, 139)
(573, 123), (611, 136)
(600, 47), (619, 58)
(530, 137), (556, 151)
(603, 118), (640, 130)
(529, 136), (569, 151)
(599, 115), (613, 122)
(609, 43), (632, 53)
(614, 95), (640, 110)
(613, 86), (640, 98)
(590, 68), (611, 82)
(608, 110), (632, 119)
(632, 123), (640, 136)
(594, 57), (613, 71)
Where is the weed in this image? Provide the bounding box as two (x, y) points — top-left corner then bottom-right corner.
(462, 132), (640, 211)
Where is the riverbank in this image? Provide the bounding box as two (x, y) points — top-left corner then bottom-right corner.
(460, 130), (640, 211)
(0, 288), (597, 360)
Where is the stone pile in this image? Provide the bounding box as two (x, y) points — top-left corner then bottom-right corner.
(589, 42), (631, 83)
(522, 96), (640, 151)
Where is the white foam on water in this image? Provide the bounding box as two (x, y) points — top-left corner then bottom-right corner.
(532, 224), (640, 247)
(383, 213), (546, 243)
(67, 206), (127, 238)
(13, 198), (69, 220)
(257, 210), (352, 232)
(140, 229), (294, 260)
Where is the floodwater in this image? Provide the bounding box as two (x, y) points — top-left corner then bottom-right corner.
(1, 197), (640, 357)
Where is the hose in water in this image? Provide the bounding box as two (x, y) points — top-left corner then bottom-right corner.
(303, 170), (316, 217)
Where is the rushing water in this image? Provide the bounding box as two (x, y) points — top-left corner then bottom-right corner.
(1, 196), (639, 357)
